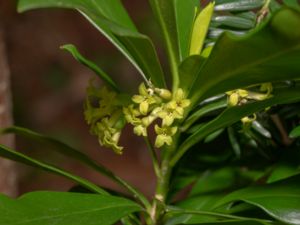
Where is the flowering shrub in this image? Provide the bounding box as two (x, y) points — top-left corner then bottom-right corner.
(1, 0), (300, 225)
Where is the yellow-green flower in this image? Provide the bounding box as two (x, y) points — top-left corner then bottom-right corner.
(123, 104), (141, 125)
(260, 83), (273, 95)
(156, 105), (182, 126)
(227, 84), (273, 107)
(241, 114), (257, 125)
(101, 130), (123, 154)
(132, 83), (160, 115)
(154, 125), (178, 148)
(133, 124), (147, 137)
(84, 81), (125, 154)
(142, 113), (157, 127)
(167, 88), (191, 115)
(154, 88), (172, 100)
(226, 89), (248, 106)
(155, 89), (190, 126)
(96, 118), (124, 154)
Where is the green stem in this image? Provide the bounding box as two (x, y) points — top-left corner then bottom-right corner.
(150, 152), (173, 224)
(148, 135), (179, 224)
(144, 137), (160, 177)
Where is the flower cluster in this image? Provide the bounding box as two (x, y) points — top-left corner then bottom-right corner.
(84, 80), (125, 154)
(123, 83), (190, 148)
(226, 83), (273, 124)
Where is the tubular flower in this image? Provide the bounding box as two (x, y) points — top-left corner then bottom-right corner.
(156, 88), (190, 126)
(154, 125), (178, 148)
(123, 104), (141, 126)
(124, 83), (190, 149)
(226, 83), (273, 107)
(156, 105), (182, 127)
(132, 82), (160, 115)
(84, 81), (125, 154)
(226, 89), (249, 106)
(167, 88), (191, 116)
(154, 87), (172, 100)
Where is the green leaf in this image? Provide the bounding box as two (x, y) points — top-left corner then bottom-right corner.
(178, 55), (206, 94)
(182, 98), (227, 131)
(192, 170), (236, 197)
(212, 15), (255, 29)
(228, 126), (241, 157)
(165, 200), (272, 225)
(290, 125), (300, 138)
(0, 144), (108, 195)
(214, 175), (300, 225)
(149, 0), (179, 88)
(188, 7), (300, 104)
(190, 2), (215, 56)
(61, 44), (119, 91)
(214, 0), (265, 12)
(1, 126), (150, 209)
(174, 0), (199, 60)
(0, 191), (141, 225)
(267, 163), (300, 183)
(18, 0), (166, 87)
(283, 0), (300, 11)
(189, 167), (262, 199)
(204, 128), (225, 143)
(171, 87), (300, 166)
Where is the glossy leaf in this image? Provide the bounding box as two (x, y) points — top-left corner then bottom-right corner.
(214, 175), (300, 225)
(190, 2), (215, 55)
(190, 167), (262, 197)
(149, 0), (179, 87)
(18, 0), (166, 87)
(251, 121), (272, 139)
(0, 144), (108, 195)
(179, 55), (205, 94)
(1, 126), (150, 209)
(267, 163), (300, 183)
(290, 125), (300, 138)
(0, 191), (141, 225)
(212, 15), (255, 29)
(165, 198), (271, 225)
(188, 7), (300, 104)
(171, 87), (300, 166)
(174, 0), (199, 60)
(214, 0), (264, 12)
(182, 98), (227, 131)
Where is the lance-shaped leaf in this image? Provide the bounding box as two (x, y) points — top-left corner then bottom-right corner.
(190, 2), (215, 56)
(171, 87), (300, 166)
(0, 191), (142, 225)
(61, 44), (119, 91)
(213, 175), (300, 225)
(149, 0), (179, 88)
(0, 144), (108, 195)
(214, 0), (264, 12)
(174, 0), (199, 60)
(18, 0), (166, 87)
(165, 199), (272, 225)
(1, 126), (150, 209)
(188, 7), (300, 104)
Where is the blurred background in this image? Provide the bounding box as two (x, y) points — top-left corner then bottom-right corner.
(0, 0), (162, 197)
